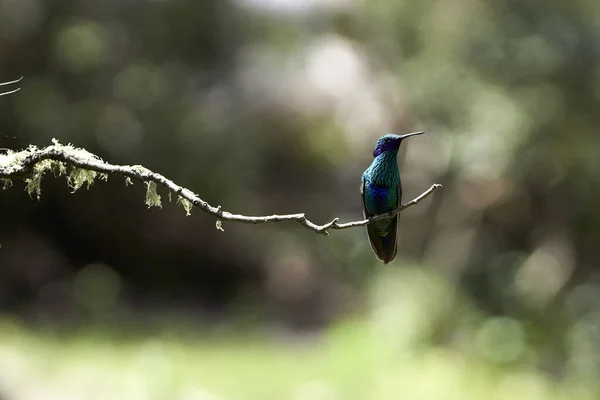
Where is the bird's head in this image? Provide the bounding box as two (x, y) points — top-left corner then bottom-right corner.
(372, 131), (424, 157)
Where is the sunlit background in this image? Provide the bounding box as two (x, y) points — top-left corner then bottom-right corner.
(1, 0), (600, 398)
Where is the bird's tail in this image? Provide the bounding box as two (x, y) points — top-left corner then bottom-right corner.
(366, 216), (398, 264)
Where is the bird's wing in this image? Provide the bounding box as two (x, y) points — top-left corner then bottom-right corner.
(360, 174), (367, 218)
(361, 177), (398, 264)
(387, 184), (402, 261)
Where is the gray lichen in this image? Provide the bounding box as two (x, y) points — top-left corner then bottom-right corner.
(145, 181), (162, 208)
(177, 196), (192, 216)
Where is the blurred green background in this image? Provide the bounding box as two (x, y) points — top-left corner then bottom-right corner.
(1, 0), (600, 398)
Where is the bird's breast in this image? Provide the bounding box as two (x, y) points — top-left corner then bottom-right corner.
(369, 185), (390, 205)
(365, 183), (396, 213)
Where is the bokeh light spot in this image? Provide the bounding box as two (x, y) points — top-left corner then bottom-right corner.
(113, 63), (168, 110)
(54, 20), (107, 72)
(475, 317), (525, 364)
(73, 263), (122, 315)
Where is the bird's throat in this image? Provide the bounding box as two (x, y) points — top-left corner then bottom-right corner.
(369, 152), (399, 186)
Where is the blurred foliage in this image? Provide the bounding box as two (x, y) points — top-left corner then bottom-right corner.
(2, 267), (598, 400)
(1, 0), (600, 397)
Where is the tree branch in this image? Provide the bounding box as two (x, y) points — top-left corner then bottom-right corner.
(0, 140), (442, 235)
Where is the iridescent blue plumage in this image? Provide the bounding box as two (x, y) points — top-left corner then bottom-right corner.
(361, 132), (424, 263)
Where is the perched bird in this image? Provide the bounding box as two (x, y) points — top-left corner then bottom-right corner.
(361, 132), (424, 263)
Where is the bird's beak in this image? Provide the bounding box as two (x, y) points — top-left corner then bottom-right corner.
(399, 131), (424, 140)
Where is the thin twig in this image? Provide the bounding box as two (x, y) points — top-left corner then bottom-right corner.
(0, 77), (23, 97)
(0, 141), (442, 234)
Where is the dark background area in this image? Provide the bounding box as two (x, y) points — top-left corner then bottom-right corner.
(1, 0), (600, 398)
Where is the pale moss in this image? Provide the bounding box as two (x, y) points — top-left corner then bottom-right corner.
(22, 159), (58, 199)
(38, 159), (67, 177)
(25, 174), (42, 199)
(215, 220), (224, 231)
(67, 168), (97, 192)
(177, 196), (192, 216)
(33, 159), (56, 174)
(56, 161), (67, 175)
(125, 177), (133, 186)
(145, 181), (162, 208)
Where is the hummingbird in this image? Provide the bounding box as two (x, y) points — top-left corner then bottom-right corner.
(361, 132), (424, 264)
